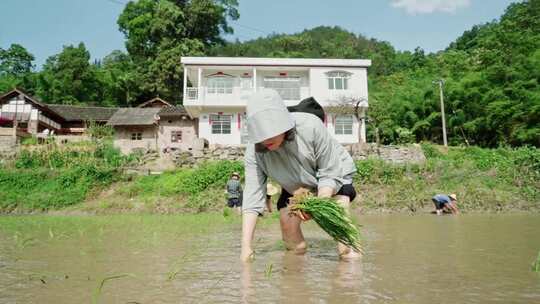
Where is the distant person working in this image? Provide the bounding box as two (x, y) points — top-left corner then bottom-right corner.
(432, 194), (459, 215)
(226, 172), (242, 214)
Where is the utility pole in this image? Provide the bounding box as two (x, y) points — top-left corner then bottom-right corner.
(433, 79), (448, 147)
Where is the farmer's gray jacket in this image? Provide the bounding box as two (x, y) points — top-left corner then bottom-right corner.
(242, 89), (356, 215)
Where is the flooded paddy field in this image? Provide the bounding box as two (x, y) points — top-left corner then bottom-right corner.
(1, 214), (539, 303)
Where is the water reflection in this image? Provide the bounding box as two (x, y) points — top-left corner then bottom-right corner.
(240, 262), (254, 303)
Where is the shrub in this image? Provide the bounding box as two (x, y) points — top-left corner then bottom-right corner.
(2, 140), (132, 212)
(21, 137), (38, 145)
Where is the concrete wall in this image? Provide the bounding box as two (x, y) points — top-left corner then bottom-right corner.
(113, 126), (158, 154)
(308, 67), (369, 106)
(171, 143), (426, 167)
(197, 110), (363, 145)
(324, 114), (360, 144)
(198, 112), (243, 145)
(157, 117), (198, 152)
(0, 135), (16, 154)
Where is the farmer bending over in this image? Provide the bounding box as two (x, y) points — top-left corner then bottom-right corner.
(241, 89), (359, 262)
(226, 172), (242, 214)
(432, 193), (459, 215)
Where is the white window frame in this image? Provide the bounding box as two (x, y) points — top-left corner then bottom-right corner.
(210, 114), (232, 134)
(263, 76), (301, 100)
(334, 115), (353, 135)
(327, 71), (351, 90)
(240, 76), (252, 90)
(207, 75), (234, 94)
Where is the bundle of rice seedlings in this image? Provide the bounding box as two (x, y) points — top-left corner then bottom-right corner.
(289, 191), (361, 252)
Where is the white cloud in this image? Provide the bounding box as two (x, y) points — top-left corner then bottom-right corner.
(391, 0), (471, 14)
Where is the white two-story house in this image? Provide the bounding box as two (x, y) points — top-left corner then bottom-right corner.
(181, 57), (371, 145)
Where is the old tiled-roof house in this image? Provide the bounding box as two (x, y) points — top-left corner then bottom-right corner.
(0, 89), (117, 135)
(0, 89), (198, 155)
(107, 97), (197, 155)
(47, 104), (118, 135)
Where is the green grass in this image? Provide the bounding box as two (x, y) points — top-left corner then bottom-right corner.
(0, 140), (136, 212)
(0, 213), (241, 234)
(1, 142), (538, 214)
(355, 144), (540, 212)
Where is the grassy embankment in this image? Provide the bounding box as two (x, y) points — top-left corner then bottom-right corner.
(0, 141), (538, 214)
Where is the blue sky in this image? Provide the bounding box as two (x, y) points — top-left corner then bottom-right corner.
(0, 0), (518, 69)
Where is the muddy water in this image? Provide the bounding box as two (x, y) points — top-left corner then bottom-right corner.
(0, 214), (539, 303)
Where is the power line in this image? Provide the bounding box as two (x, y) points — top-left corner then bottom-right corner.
(105, 0), (128, 6)
(232, 22), (271, 35)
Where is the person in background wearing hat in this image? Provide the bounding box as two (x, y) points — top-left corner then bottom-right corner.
(226, 172), (242, 214)
(265, 183), (279, 214)
(241, 89), (359, 262)
(432, 194), (459, 215)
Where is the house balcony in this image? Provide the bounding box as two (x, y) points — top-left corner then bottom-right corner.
(183, 86), (310, 112)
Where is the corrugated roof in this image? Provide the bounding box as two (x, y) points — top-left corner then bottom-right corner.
(107, 108), (160, 126)
(48, 104), (118, 122)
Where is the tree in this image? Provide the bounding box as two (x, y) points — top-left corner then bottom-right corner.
(36, 43), (100, 104)
(99, 50), (142, 107)
(117, 0), (239, 101)
(0, 44), (35, 77)
(0, 44), (36, 93)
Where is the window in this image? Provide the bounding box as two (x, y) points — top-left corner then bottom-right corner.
(334, 115), (353, 135)
(131, 132), (142, 140)
(210, 114), (232, 134)
(171, 131), (182, 143)
(327, 71), (351, 90)
(263, 76), (300, 100)
(240, 77), (252, 90)
(207, 76), (234, 94)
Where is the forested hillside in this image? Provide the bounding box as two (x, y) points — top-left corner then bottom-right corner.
(1, 0), (538, 147)
(213, 2), (540, 147)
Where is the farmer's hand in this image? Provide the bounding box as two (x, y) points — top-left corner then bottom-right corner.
(296, 210), (312, 221)
(240, 247), (254, 262)
(292, 186), (333, 221)
(290, 188), (313, 221)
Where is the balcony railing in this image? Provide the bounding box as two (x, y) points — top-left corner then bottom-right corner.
(185, 86), (304, 104)
(186, 87), (198, 101)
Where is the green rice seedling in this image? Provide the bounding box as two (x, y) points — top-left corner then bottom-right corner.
(92, 274), (133, 304)
(265, 263), (274, 278)
(532, 251), (540, 272)
(289, 192), (361, 252)
(166, 253), (192, 281)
